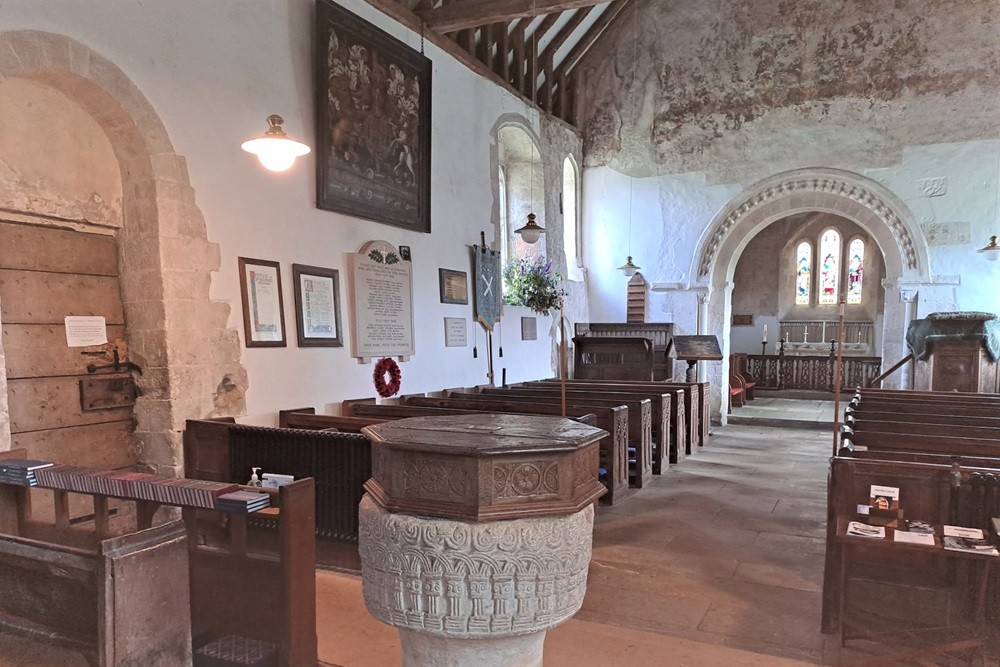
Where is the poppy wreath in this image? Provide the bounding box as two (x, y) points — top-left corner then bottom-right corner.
(373, 357), (402, 398)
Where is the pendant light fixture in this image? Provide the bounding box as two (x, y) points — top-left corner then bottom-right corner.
(515, 129), (545, 245)
(241, 1), (310, 173)
(242, 114), (311, 172)
(618, 2), (641, 277)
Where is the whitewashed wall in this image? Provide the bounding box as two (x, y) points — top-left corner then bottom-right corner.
(0, 0), (573, 424)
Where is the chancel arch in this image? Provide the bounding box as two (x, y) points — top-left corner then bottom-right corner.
(691, 168), (931, 421)
(0, 31), (246, 473)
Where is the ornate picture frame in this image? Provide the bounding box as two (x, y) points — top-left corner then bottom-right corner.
(315, 0), (432, 233)
(292, 264), (344, 348)
(238, 257), (287, 348)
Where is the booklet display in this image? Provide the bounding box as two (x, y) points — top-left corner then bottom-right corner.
(942, 536), (999, 556)
(847, 521), (885, 539)
(893, 531), (935, 546)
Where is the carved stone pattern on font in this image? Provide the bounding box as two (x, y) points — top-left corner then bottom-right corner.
(573, 446), (598, 490)
(358, 494), (593, 639)
(492, 461), (559, 499)
(697, 177), (919, 278)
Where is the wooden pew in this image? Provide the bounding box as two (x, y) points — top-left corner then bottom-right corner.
(845, 415), (1000, 442)
(186, 479), (317, 667)
(840, 425), (1000, 459)
(859, 388), (1000, 404)
(822, 456), (1000, 640)
(279, 406), (391, 432)
(451, 388), (654, 488)
(0, 451), (192, 666)
(846, 405), (1000, 429)
(184, 420), (369, 542)
(398, 395), (631, 505)
(472, 385), (668, 476)
(524, 380), (688, 463)
(526, 378), (706, 452)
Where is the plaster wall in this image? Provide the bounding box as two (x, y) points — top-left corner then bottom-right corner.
(577, 0), (1000, 413)
(0, 0), (582, 425)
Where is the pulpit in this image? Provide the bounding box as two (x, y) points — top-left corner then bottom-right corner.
(907, 312), (1000, 393)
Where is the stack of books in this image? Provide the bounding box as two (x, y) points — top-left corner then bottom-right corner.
(215, 490), (270, 514)
(0, 460), (54, 487)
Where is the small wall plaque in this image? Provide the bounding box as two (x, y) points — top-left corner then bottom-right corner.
(521, 317), (537, 341)
(732, 314), (753, 326)
(444, 317), (467, 347)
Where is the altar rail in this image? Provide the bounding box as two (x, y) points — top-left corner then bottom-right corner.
(747, 355), (882, 392)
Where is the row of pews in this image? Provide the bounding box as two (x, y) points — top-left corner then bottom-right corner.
(823, 388), (1000, 657)
(274, 378), (710, 510)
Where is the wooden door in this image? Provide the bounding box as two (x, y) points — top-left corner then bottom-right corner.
(0, 221), (137, 477)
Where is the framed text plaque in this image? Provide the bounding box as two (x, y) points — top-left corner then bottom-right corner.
(238, 257), (286, 347)
(348, 240), (415, 362)
(292, 264), (343, 347)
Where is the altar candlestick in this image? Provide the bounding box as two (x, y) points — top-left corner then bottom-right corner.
(821, 321), (826, 341)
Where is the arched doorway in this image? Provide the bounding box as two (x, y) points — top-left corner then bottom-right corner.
(690, 168), (931, 422)
(0, 31), (245, 473)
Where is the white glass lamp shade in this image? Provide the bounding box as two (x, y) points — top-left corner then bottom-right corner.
(977, 235), (1000, 262)
(241, 114), (311, 172)
(514, 213), (546, 245)
(618, 256), (640, 277)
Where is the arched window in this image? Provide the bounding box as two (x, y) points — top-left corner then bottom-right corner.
(562, 157), (582, 281)
(818, 229), (841, 305)
(498, 164), (509, 269)
(795, 241), (812, 305)
(847, 238), (864, 305)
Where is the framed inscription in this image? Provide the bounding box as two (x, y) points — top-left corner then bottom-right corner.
(315, 0), (432, 233)
(732, 314), (753, 326)
(238, 257), (286, 347)
(292, 264), (343, 347)
(439, 269), (469, 305)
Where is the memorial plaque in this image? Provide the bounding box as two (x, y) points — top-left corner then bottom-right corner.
(672, 335), (723, 360)
(350, 240), (415, 361)
(521, 317), (537, 341)
(444, 318), (467, 347)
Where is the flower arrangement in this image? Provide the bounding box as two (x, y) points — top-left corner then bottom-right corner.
(502, 256), (563, 316)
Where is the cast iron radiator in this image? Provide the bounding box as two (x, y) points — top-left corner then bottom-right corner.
(228, 425), (371, 541)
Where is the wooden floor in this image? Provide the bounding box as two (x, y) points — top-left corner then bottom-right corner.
(0, 423), (853, 666)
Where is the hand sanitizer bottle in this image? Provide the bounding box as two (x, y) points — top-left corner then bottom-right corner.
(248, 467), (262, 487)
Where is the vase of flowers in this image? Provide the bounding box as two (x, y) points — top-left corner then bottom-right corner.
(502, 256), (563, 316)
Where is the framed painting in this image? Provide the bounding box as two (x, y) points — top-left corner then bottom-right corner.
(292, 264), (344, 347)
(439, 268), (468, 305)
(238, 257), (287, 348)
(315, 0), (432, 233)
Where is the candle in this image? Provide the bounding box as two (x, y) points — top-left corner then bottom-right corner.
(762, 324), (767, 343)
(821, 322), (826, 341)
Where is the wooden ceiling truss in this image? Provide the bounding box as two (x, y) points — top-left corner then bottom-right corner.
(364, 0), (632, 129)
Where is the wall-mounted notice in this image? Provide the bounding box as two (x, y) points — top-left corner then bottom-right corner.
(444, 317), (467, 347)
(65, 316), (108, 347)
(350, 240), (415, 361)
(521, 317), (537, 341)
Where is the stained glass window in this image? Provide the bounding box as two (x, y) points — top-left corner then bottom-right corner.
(795, 241), (811, 305)
(847, 238), (864, 305)
(819, 229), (841, 305)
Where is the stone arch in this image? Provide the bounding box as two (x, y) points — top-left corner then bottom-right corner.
(0, 30), (246, 473)
(690, 168), (931, 421)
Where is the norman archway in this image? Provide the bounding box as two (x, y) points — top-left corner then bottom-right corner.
(690, 168), (931, 421)
(0, 31), (246, 473)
